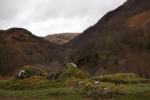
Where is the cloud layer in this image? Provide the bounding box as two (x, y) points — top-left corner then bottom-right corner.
(0, 0), (126, 36)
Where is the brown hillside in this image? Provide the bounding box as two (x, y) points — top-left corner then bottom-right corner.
(0, 28), (63, 76)
(65, 0), (150, 77)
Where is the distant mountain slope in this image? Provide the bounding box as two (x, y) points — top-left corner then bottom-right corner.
(45, 33), (80, 44)
(0, 28), (63, 76)
(65, 0), (150, 77)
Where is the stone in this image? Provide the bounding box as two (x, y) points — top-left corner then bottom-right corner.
(66, 63), (77, 68)
(18, 70), (26, 79)
(102, 87), (110, 96)
(94, 81), (100, 84)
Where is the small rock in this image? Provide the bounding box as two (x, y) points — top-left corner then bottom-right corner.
(18, 70), (26, 79)
(102, 88), (110, 96)
(94, 81), (100, 84)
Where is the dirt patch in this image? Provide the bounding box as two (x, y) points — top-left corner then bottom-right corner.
(128, 10), (150, 28)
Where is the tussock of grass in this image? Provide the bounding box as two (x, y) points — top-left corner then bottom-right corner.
(91, 73), (150, 84)
(0, 76), (66, 90)
(17, 66), (47, 79)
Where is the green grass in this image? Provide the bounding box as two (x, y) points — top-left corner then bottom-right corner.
(111, 83), (150, 100)
(0, 73), (150, 100)
(0, 76), (66, 90)
(0, 83), (150, 100)
(0, 87), (82, 100)
(0, 77), (82, 100)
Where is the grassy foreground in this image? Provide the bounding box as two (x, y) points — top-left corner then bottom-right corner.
(0, 82), (150, 100)
(0, 74), (150, 100)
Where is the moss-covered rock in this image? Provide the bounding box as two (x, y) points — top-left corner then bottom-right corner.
(47, 63), (87, 80)
(17, 66), (46, 79)
(65, 63), (87, 79)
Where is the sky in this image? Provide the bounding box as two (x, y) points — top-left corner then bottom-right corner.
(0, 0), (126, 36)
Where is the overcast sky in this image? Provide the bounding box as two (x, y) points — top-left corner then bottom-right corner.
(0, 0), (126, 36)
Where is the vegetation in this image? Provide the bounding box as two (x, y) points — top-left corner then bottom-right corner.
(91, 73), (150, 84)
(65, 63), (87, 79)
(0, 65), (150, 100)
(17, 66), (47, 79)
(0, 77), (150, 100)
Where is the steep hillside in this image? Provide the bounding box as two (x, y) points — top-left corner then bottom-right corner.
(0, 28), (63, 76)
(65, 0), (150, 77)
(45, 33), (79, 44)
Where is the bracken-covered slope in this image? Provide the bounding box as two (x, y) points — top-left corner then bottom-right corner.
(65, 0), (150, 77)
(0, 28), (63, 76)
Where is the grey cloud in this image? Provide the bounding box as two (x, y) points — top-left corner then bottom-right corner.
(0, 0), (126, 36)
(0, 0), (20, 20)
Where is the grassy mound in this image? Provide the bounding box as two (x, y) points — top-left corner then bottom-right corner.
(0, 76), (65, 90)
(91, 73), (150, 84)
(17, 66), (46, 79)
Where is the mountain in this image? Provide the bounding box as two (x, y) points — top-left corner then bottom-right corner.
(0, 28), (63, 76)
(0, 0), (150, 78)
(65, 0), (150, 77)
(45, 33), (80, 45)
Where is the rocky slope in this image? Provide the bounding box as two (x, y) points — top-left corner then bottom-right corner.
(65, 0), (150, 77)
